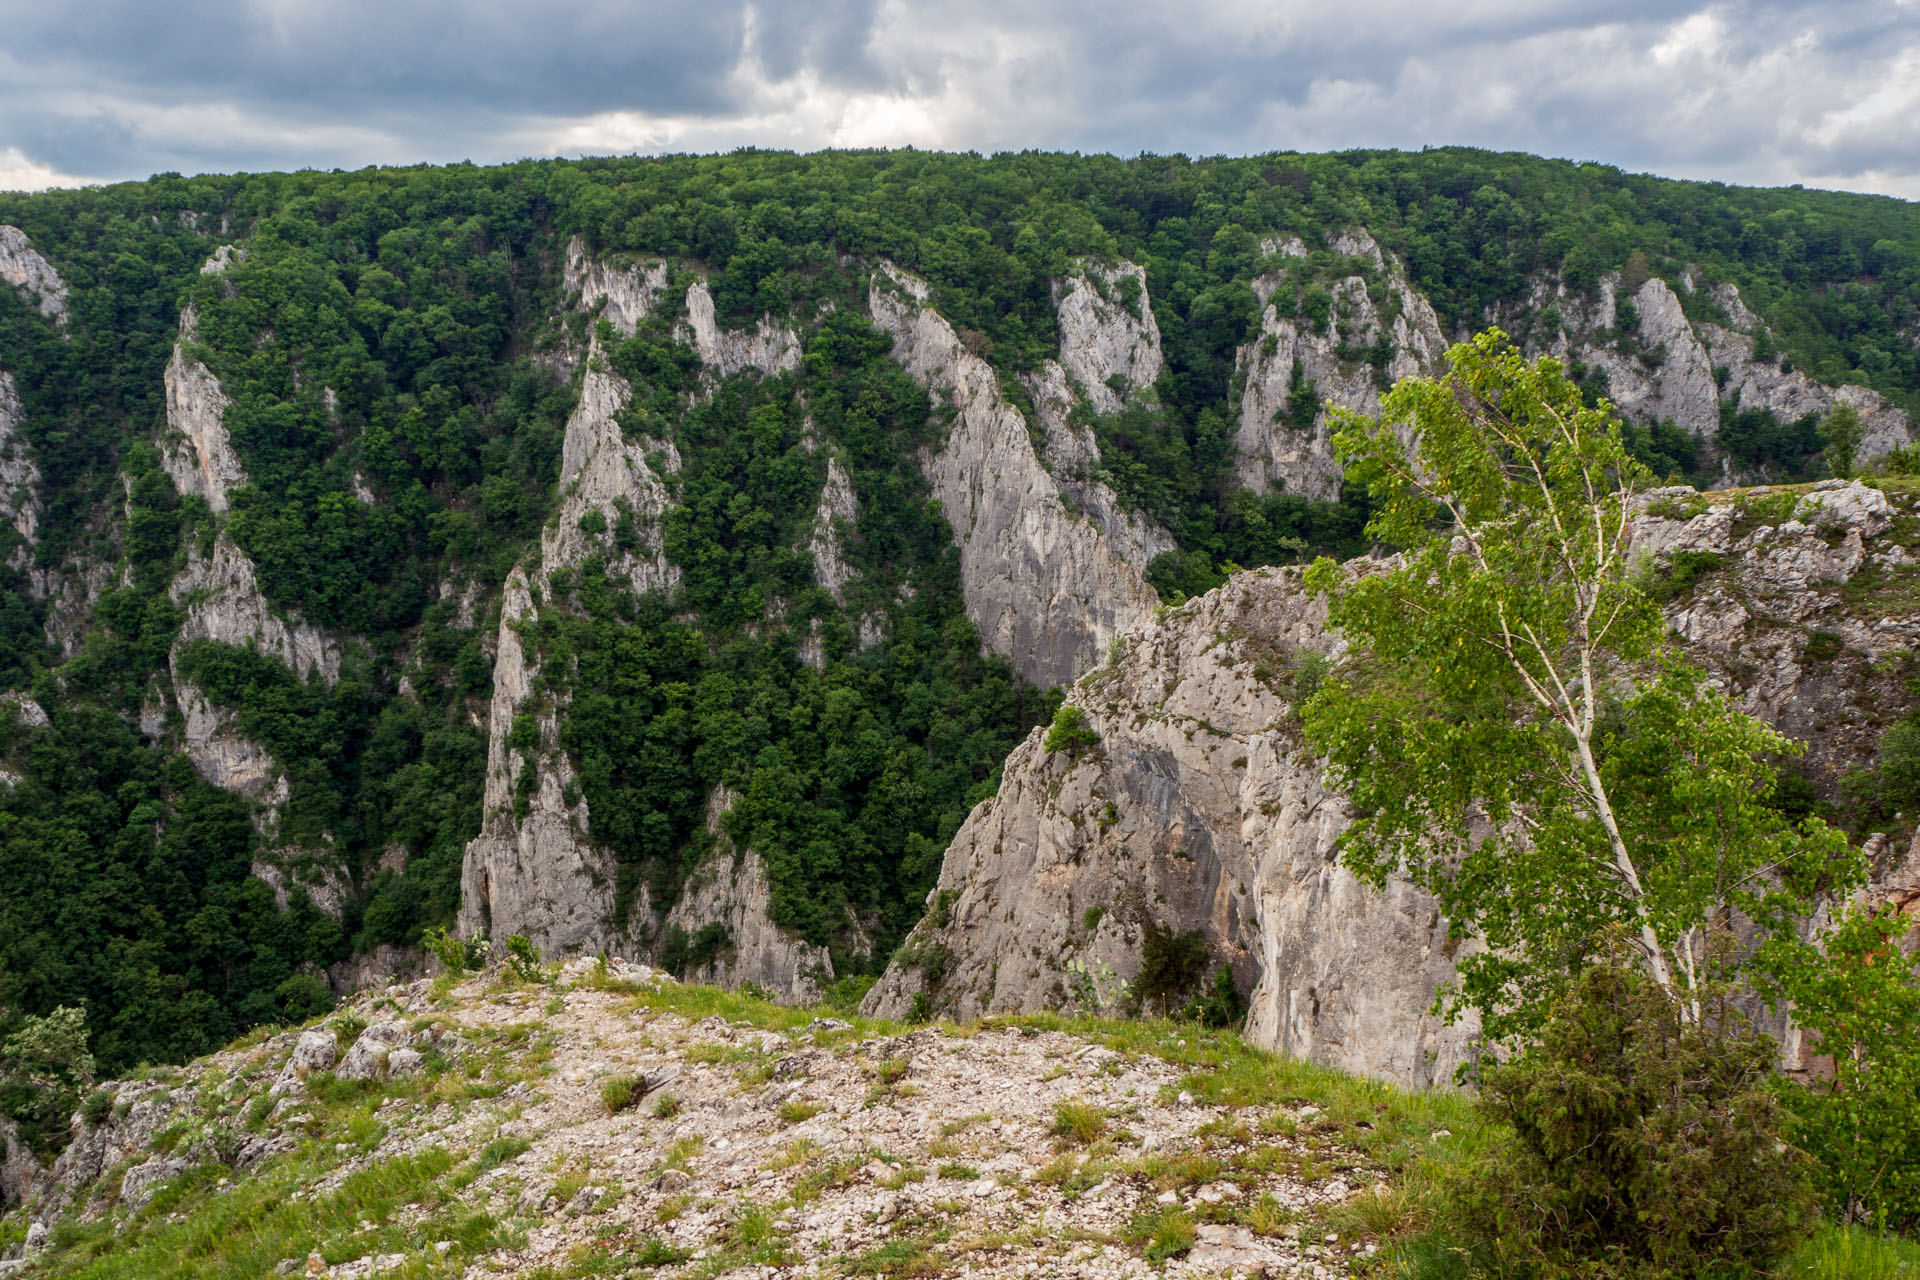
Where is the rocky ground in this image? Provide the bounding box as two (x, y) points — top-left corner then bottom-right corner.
(4, 959), (1455, 1279)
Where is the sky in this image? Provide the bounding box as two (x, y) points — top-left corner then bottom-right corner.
(2, 0), (1917, 199)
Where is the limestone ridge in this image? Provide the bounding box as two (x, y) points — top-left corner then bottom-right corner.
(658, 787), (843, 1003)
(866, 480), (1920, 1086)
(868, 261), (1162, 690)
(0, 225), (67, 328)
(1231, 231), (1448, 502)
(159, 305), (247, 515)
(459, 245), (813, 966)
(1512, 271), (1912, 478)
(460, 243), (677, 958)
(0, 372), (40, 570)
(861, 566), (1477, 1087)
(1022, 261), (1180, 573)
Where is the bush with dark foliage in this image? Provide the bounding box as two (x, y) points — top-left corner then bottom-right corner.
(1458, 962), (1815, 1278)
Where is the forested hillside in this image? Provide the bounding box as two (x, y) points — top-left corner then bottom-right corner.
(2, 147), (1918, 1099)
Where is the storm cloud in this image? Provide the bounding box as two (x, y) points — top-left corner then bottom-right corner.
(1, 0), (1915, 197)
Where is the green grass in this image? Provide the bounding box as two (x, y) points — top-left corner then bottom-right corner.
(1785, 1224), (1920, 1280)
(1048, 1099), (1108, 1146)
(598, 1074), (648, 1115)
(37, 1146), (514, 1279)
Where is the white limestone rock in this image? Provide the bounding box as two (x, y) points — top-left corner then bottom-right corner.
(0, 372), (40, 563)
(868, 262), (1160, 689)
(808, 454), (860, 605)
(863, 566), (1478, 1087)
(0, 226), (66, 326)
(175, 679), (283, 799)
(1052, 260), (1163, 413)
(458, 567), (615, 957)
(169, 534), (340, 684)
(681, 281), (802, 380)
(563, 235), (667, 337)
(1231, 230), (1447, 501)
(160, 309), (248, 515)
(659, 788), (842, 1004)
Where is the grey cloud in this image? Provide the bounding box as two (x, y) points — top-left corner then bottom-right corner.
(0, 0), (1915, 198)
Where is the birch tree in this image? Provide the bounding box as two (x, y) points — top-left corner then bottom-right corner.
(1302, 329), (1859, 1042)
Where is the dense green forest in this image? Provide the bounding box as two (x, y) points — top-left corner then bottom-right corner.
(2, 147), (1918, 1095)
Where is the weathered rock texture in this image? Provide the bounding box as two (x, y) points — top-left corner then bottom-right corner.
(0, 225), (66, 326)
(1515, 273), (1913, 477)
(807, 453), (860, 606)
(659, 789), (841, 1003)
(160, 309), (248, 515)
(869, 262), (1162, 689)
(462, 248), (813, 965)
(169, 534), (340, 684)
(458, 567), (612, 954)
(17, 963), (1383, 1278)
(1231, 231), (1447, 502)
(1052, 261), (1163, 414)
(0, 371), (39, 565)
(863, 566), (1476, 1087)
(868, 480), (1920, 1086)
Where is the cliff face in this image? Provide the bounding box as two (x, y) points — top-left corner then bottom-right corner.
(1231, 232), (1448, 502)
(869, 262), (1162, 689)
(866, 479), (1920, 1086)
(459, 249), (816, 966)
(1516, 272), (1911, 477)
(0, 225), (66, 326)
(0, 372), (38, 567)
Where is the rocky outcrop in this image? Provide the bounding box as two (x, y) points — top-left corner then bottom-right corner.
(658, 789), (840, 1004)
(808, 454), (859, 605)
(1052, 261), (1163, 413)
(1518, 274), (1913, 476)
(168, 534), (340, 684)
(0, 371), (39, 565)
(563, 235), (667, 337)
(0, 225), (66, 326)
(174, 679), (284, 800)
(869, 479), (1920, 1086)
(458, 567), (614, 955)
(869, 262), (1161, 689)
(682, 282), (803, 380)
(159, 309), (248, 515)
(1231, 231), (1447, 501)
(863, 567), (1477, 1086)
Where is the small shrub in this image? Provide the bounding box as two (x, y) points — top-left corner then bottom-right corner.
(876, 1057), (910, 1086)
(778, 1100), (823, 1124)
(80, 1088), (113, 1128)
(1803, 630), (1843, 662)
(475, 1136), (531, 1173)
(424, 925), (487, 973)
(1642, 549), (1724, 603)
(1044, 705), (1101, 759)
(1050, 1099), (1107, 1146)
(1457, 963), (1815, 1276)
(503, 934), (546, 983)
(1127, 1204), (1196, 1263)
(601, 1075), (649, 1115)
(651, 1092), (681, 1120)
(1136, 919), (1210, 1013)
(1182, 967), (1246, 1029)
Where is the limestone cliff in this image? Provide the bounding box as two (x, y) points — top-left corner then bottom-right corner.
(159, 307), (249, 515)
(869, 262), (1162, 689)
(461, 248), (810, 964)
(1230, 231), (1447, 502)
(0, 225), (66, 327)
(1515, 273), (1913, 476)
(169, 533), (340, 685)
(866, 479), (1920, 1086)
(0, 372), (39, 567)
